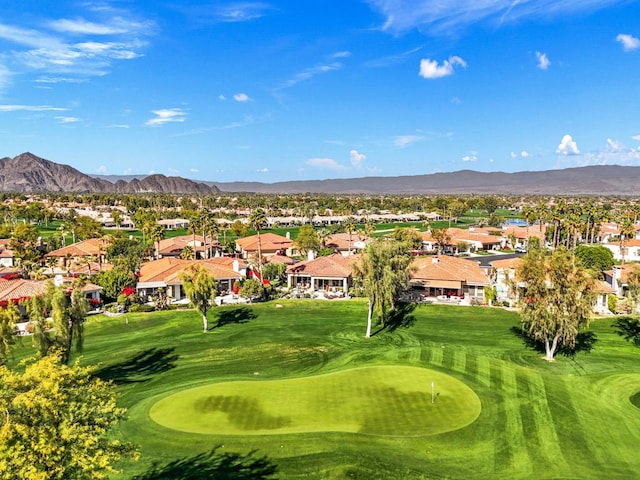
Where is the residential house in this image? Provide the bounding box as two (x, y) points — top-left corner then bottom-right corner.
(602, 239), (640, 263)
(489, 257), (522, 306)
(156, 234), (220, 259)
(604, 263), (640, 298)
(286, 253), (358, 298)
(136, 257), (243, 304)
(236, 232), (295, 260)
(0, 239), (15, 267)
(409, 255), (489, 304)
(420, 227), (504, 254)
(324, 233), (370, 256)
(157, 218), (190, 230)
(44, 238), (109, 274)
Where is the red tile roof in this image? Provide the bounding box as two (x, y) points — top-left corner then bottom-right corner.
(236, 232), (293, 253)
(137, 258), (242, 285)
(286, 253), (358, 278)
(411, 255), (489, 285)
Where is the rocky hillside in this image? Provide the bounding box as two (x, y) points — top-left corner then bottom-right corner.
(0, 153), (219, 194)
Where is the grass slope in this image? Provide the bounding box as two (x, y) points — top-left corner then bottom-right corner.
(14, 300), (640, 479)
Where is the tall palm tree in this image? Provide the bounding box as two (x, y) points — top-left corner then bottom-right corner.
(619, 215), (635, 264)
(342, 216), (357, 256)
(248, 208), (268, 278)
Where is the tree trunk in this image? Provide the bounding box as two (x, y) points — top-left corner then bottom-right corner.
(544, 336), (559, 362)
(365, 300), (373, 338)
(202, 313), (208, 333)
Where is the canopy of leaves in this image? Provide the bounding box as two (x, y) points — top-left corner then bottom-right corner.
(574, 245), (614, 276)
(0, 355), (137, 480)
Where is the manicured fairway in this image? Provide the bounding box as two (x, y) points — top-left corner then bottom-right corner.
(13, 300), (640, 479)
(149, 366), (480, 436)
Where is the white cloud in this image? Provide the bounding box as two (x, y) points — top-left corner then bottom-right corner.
(277, 62), (343, 90)
(633, 134), (640, 141)
(55, 116), (80, 124)
(167, 168), (179, 174)
(461, 154), (477, 162)
(419, 56), (466, 79)
(145, 108), (187, 126)
(96, 165), (107, 174)
(350, 149), (366, 167)
(556, 138), (640, 167)
(190, 168), (199, 173)
(556, 134), (580, 155)
(256, 167), (269, 173)
(212, 3), (273, 22)
(233, 93), (250, 102)
(0, 9), (152, 80)
(332, 51), (351, 58)
(616, 33), (640, 51)
(521, 151), (530, 157)
(536, 51), (550, 70)
(218, 94), (226, 100)
(367, 0), (625, 35)
(510, 151), (518, 159)
(305, 158), (347, 170)
(0, 104), (67, 112)
(393, 135), (424, 148)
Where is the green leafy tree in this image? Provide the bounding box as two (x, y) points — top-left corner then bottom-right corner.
(574, 245), (614, 278)
(26, 295), (53, 358)
(239, 278), (265, 302)
(10, 223), (41, 264)
(93, 267), (137, 303)
(180, 265), (217, 332)
(0, 354), (137, 480)
(391, 227), (423, 251)
(625, 265), (640, 312)
(262, 262), (286, 282)
(295, 224), (320, 256)
(75, 216), (103, 240)
(342, 216), (357, 255)
(0, 304), (19, 365)
(430, 227), (451, 254)
(353, 238), (414, 338)
(516, 246), (596, 362)
(50, 284), (89, 365)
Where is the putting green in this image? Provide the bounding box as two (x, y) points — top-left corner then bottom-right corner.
(149, 366), (481, 436)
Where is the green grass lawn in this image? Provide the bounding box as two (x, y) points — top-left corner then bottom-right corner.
(13, 301), (640, 479)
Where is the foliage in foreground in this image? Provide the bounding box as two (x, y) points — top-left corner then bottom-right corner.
(0, 355), (137, 480)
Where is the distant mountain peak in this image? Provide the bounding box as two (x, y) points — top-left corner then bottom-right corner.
(0, 153), (219, 194)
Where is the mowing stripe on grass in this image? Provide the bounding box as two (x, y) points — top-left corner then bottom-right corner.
(494, 364), (532, 477)
(524, 373), (567, 472)
(428, 346), (444, 367)
(475, 356), (491, 387)
(149, 366), (481, 437)
(451, 348), (467, 375)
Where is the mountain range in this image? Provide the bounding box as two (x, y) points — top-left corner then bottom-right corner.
(0, 153), (218, 194)
(2, 152), (640, 195)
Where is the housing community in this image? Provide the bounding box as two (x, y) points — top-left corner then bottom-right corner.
(1, 201), (637, 329)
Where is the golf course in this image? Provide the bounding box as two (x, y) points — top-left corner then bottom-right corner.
(21, 299), (640, 479)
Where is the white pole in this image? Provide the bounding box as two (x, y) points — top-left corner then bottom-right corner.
(431, 381), (435, 404)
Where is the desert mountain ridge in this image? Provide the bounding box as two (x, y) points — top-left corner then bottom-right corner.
(0, 152), (219, 194)
(2, 152), (640, 195)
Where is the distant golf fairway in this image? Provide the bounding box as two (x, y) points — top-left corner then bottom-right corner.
(149, 365), (481, 436)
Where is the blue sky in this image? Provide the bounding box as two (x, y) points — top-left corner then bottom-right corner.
(0, 1), (639, 183)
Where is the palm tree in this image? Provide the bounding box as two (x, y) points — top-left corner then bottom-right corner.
(619, 215), (635, 264)
(248, 208), (268, 278)
(342, 216), (357, 256)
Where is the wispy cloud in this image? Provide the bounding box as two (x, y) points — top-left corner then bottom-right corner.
(0, 104), (67, 112)
(536, 51), (550, 70)
(366, 0), (625, 35)
(305, 157), (347, 170)
(419, 56), (466, 79)
(461, 152), (478, 162)
(55, 116), (80, 124)
(174, 2), (274, 24)
(616, 33), (640, 51)
(393, 134), (424, 148)
(277, 62), (343, 90)
(145, 108), (187, 126)
(0, 7), (153, 80)
(556, 134), (580, 155)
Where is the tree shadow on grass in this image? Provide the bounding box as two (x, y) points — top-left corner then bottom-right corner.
(93, 347), (179, 385)
(612, 316), (640, 347)
(371, 302), (416, 336)
(212, 307), (257, 330)
(509, 326), (598, 358)
(130, 446), (277, 480)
